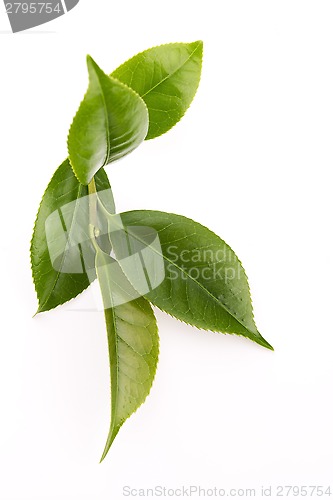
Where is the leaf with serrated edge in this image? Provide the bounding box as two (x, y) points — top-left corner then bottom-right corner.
(68, 56), (148, 185)
(31, 159), (113, 313)
(109, 210), (273, 350)
(111, 41), (203, 140)
(95, 250), (159, 460)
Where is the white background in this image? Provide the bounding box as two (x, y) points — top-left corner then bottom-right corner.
(0, 1), (333, 499)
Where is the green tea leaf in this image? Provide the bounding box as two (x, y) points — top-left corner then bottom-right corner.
(115, 210), (273, 350)
(95, 250), (159, 460)
(68, 56), (148, 185)
(31, 159), (113, 313)
(111, 41), (203, 140)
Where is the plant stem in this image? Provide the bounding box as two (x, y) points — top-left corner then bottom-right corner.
(88, 177), (100, 252)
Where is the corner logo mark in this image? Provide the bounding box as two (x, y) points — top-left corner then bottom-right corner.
(4, 1), (79, 33)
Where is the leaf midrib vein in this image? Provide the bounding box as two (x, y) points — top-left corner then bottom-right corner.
(39, 182), (85, 310)
(95, 73), (111, 169)
(121, 224), (257, 338)
(140, 42), (201, 99)
(98, 257), (121, 452)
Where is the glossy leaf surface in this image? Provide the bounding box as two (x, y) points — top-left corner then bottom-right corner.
(68, 56), (148, 185)
(117, 210), (273, 350)
(96, 250), (159, 460)
(31, 159), (113, 313)
(111, 41), (203, 140)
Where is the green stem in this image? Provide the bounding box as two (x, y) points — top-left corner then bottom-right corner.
(88, 176), (97, 198)
(88, 177), (100, 253)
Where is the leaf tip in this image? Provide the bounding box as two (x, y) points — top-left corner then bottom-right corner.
(99, 429), (118, 463)
(86, 54), (104, 79)
(86, 54), (95, 67)
(256, 334), (274, 351)
(99, 414), (125, 462)
(193, 39), (203, 48)
(189, 39), (203, 58)
(34, 303), (45, 316)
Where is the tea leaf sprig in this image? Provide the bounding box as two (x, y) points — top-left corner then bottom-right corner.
(30, 41), (273, 462)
